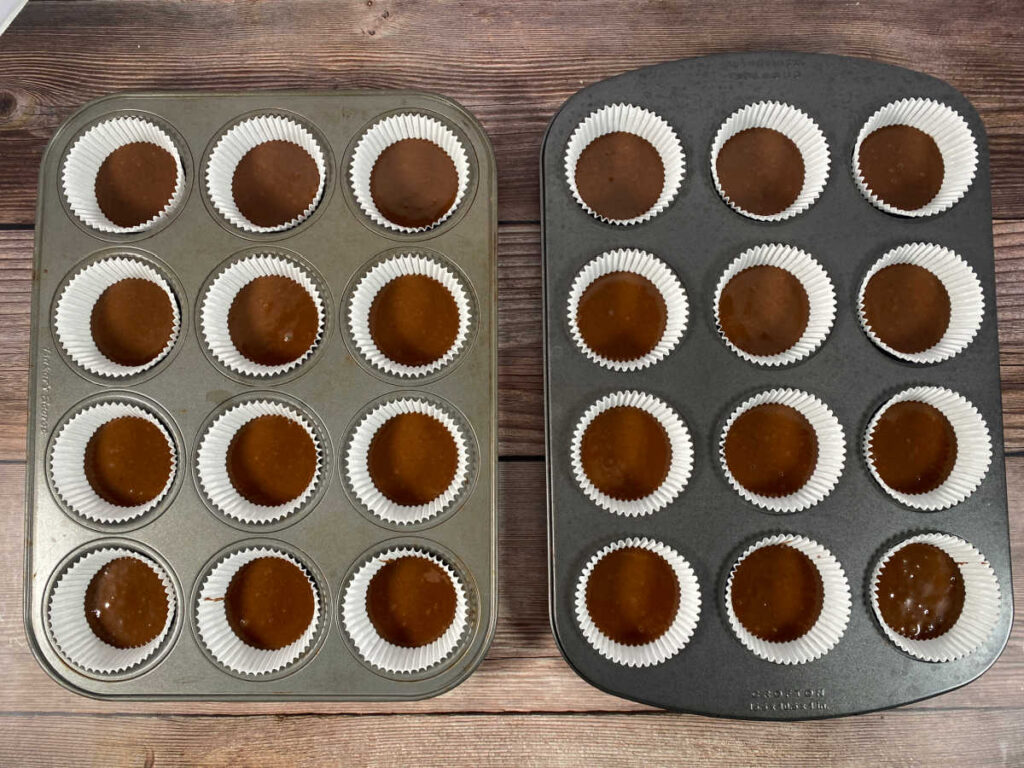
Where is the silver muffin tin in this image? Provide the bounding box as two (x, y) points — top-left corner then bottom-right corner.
(25, 91), (496, 700)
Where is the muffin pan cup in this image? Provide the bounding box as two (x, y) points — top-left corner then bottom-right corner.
(25, 91), (496, 700)
(542, 53), (1011, 719)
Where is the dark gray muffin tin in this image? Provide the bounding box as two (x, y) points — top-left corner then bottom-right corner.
(541, 53), (1012, 718)
(25, 91), (496, 700)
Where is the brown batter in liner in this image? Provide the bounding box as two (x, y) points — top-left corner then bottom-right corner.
(731, 544), (823, 643)
(366, 555), (458, 648)
(90, 278), (175, 367)
(576, 272), (667, 362)
(367, 412), (459, 506)
(718, 265), (809, 357)
(858, 125), (943, 211)
(94, 142), (178, 228)
(862, 263), (950, 354)
(227, 275), (319, 367)
(226, 414), (317, 506)
(724, 403), (818, 498)
(580, 406), (671, 501)
(224, 556), (315, 651)
(585, 546), (679, 646)
(84, 556), (169, 649)
(370, 139), (459, 229)
(870, 400), (957, 495)
(231, 140), (319, 228)
(368, 274), (460, 367)
(84, 416), (172, 507)
(876, 542), (965, 640)
(716, 128), (804, 216)
(574, 132), (664, 220)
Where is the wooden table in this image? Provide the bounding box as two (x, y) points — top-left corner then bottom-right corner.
(1, 2), (1022, 764)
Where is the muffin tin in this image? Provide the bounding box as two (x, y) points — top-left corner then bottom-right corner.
(25, 91), (496, 699)
(542, 53), (1012, 718)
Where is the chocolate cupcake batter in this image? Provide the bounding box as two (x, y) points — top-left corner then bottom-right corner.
(226, 414), (317, 506)
(580, 406), (671, 501)
(227, 275), (319, 367)
(731, 544), (823, 643)
(84, 557), (169, 649)
(870, 400), (957, 495)
(367, 412), (458, 506)
(718, 265), (810, 357)
(224, 556), (315, 651)
(876, 542), (965, 640)
(585, 547), (679, 646)
(94, 142), (178, 228)
(858, 125), (943, 211)
(370, 138), (459, 229)
(862, 263), (950, 354)
(91, 278), (175, 367)
(84, 416), (172, 507)
(574, 132), (665, 220)
(369, 274), (460, 367)
(716, 128), (804, 216)
(366, 556), (458, 647)
(231, 140), (320, 228)
(576, 272), (667, 362)
(724, 403), (818, 497)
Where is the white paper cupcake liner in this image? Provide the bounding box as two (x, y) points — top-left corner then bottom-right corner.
(574, 538), (701, 667)
(345, 398), (470, 525)
(710, 101), (830, 222)
(870, 533), (1001, 662)
(864, 386), (991, 511)
(857, 242), (984, 364)
(54, 257), (181, 378)
(200, 254), (325, 378)
(49, 401), (177, 524)
(205, 114), (327, 233)
(348, 254), (473, 378)
(48, 547), (176, 675)
(853, 98), (978, 217)
(570, 391), (693, 516)
(566, 249), (688, 371)
(719, 389), (845, 513)
(564, 103), (685, 225)
(713, 243), (836, 366)
(196, 400), (323, 525)
(350, 113), (470, 233)
(726, 534), (851, 665)
(62, 117), (185, 234)
(195, 547), (321, 675)
(342, 547), (470, 674)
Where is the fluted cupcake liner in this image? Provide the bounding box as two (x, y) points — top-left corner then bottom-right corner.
(566, 249), (688, 371)
(54, 256), (181, 378)
(719, 389), (845, 513)
(570, 390), (693, 517)
(195, 547), (321, 676)
(196, 400), (323, 525)
(341, 546), (470, 674)
(853, 98), (977, 217)
(49, 401), (177, 524)
(48, 547), (176, 675)
(62, 117), (186, 234)
(870, 533), (1000, 662)
(564, 103), (685, 225)
(349, 113), (470, 233)
(864, 386), (991, 511)
(345, 397), (471, 525)
(348, 253), (473, 378)
(857, 242), (984, 364)
(726, 534), (851, 665)
(710, 101), (830, 222)
(713, 243), (836, 366)
(205, 114), (327, 233)
(574, 538), (701, 667)
(200, 254), (325, 378)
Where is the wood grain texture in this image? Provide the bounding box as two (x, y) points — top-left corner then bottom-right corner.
(1, 0), (1024, 225)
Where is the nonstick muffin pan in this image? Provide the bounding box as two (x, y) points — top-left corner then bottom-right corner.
(542, 53), (1012, 719)
(25, 90), (496, 700)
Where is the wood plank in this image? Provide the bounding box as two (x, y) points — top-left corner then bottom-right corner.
(1, 0), (1024, 225)
(5, 223), (1024, 460)
(0, 710), (1021, 767)
(1, 457), (1022, 715)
